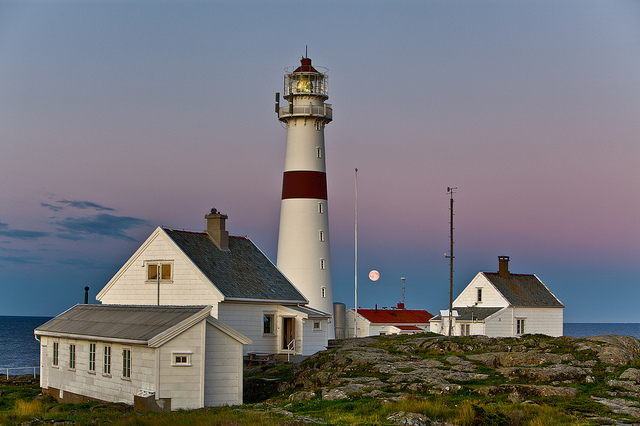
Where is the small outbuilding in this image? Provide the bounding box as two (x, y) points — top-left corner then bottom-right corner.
(345, 303), (433, 337)
(35, 304), (251, 411)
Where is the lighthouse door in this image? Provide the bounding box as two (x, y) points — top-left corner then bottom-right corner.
(282, 317), (295, 350)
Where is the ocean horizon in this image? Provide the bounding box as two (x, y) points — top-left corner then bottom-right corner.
(1, 315), (639, 374)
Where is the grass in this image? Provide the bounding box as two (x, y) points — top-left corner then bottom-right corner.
(0, 381), (611, 425)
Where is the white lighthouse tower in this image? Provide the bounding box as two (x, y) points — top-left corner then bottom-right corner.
(275, 56), (334, 337)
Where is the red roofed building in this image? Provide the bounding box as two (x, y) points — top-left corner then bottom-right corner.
(345, 303), (433, 337)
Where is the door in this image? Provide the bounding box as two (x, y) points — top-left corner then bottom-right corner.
(282, 317), (295, 350)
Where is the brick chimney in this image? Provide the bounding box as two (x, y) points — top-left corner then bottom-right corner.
(498, 256), (510, 279)
(205, 208), (228, 250)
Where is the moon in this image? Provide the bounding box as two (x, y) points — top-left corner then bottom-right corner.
(369, 270), (380, 281)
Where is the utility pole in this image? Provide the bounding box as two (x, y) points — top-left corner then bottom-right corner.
(446, 187), (457, 336)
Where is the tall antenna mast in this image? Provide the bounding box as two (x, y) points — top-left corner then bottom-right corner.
(354, 168), (358, 338)
(446, 187), (457, 336)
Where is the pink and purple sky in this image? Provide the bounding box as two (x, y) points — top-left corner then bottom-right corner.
(1, 1), (639, 322)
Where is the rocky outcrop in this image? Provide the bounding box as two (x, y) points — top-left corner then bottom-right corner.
(245, 332), (640, 422)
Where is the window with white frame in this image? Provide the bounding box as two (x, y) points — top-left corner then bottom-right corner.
(103, 345), (111, 375)
(318, 202), (324, 214)
(321, 286), (326, 298)
(477, 288), (482, 302)
(313, 321), (321, 331)
(69, 344), (76, 370)
(263, 313), (275, 335)
(516, 318), (526, 335)
(320, 258), (325, 270)
(88, 343), (96, 373)
(146, 262), (173, 282)
(316, 147), (322, 158)
(122, 348), (131, 379)
(319, 230), (324, 242)
(52, 341), (59, 367)
(172, 352), (192, 366)
(460, 324), (471, 336)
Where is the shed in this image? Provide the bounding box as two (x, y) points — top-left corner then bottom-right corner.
(35, 304), (251, 410)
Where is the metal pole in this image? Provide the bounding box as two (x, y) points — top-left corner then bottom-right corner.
(157, 264), (160, 305)
(447, 187), (457, 336)
(354, 168), (358, 338)
(401, 277), (406, 305)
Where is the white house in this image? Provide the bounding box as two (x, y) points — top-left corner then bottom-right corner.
(430, 256), (564, 337)
(96, 210), (331, 357)
(35, 304), (250, 411)
(345, 303), (434, 338)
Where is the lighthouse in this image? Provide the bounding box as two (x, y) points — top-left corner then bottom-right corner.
(275, 56), (334, 337)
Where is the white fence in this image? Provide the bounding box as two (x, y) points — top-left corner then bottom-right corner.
(1, 366), (39, 379)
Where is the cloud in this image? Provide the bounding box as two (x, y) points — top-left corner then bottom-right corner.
(58, 200), (115, 211)
(0, 221), (49, 240)
(54, 213), (151, 241)
(0, 254), (41, 264)
(55, 258), (116, 270)
(41, 203), (64, 212)
(41, 200), (115, 212)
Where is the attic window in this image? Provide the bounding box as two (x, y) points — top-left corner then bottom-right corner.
(147, 262), (172, 281)
(477, 288), (482, 302)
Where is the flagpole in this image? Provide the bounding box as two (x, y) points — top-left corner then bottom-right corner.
(354, 167), (358, 338)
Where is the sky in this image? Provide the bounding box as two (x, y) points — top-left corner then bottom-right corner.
(1, 1), (639, 322)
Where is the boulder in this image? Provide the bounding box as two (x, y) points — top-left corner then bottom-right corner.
(498, 364), (587, 382)
(386, 411), (430, 426)
(467, 351), (563, 368)
(620, 368), (640, 382)
(587, 335), (640, 365)
(607, 379), (640, 393)
(289, 391), (317, 402)
(322, 388), (349, 400)
(591, 396), (640, 418)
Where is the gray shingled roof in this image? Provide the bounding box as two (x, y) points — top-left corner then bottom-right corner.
(431, 307), (503, 321)
(164, 229), (307, 302)
(483, 273), (564, 308)
(35, 304), (208, 342)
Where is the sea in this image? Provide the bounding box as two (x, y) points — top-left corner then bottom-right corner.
(1, 316), (640, 375)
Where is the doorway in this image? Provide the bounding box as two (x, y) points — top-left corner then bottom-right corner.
(282, 317), (295, 350)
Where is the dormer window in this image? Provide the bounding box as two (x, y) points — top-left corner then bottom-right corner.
(147, 262), (172, 282)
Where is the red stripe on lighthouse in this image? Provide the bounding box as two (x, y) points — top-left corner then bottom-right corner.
(282, 171), (327, 200)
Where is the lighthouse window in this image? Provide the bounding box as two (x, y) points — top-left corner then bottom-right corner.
(318, 203), (324, 214)
(319, 230), (324, 242)
(320, 259), (325, 270)
(321, 286), (326, 298)
(316, 147), (322, 158)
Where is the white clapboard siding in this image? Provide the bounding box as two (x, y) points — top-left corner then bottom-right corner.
(204, 323), (243, 406)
